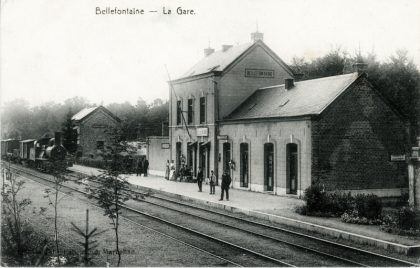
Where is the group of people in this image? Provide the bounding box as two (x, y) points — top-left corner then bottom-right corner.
(196, 168), (232, 201)
(164, 160), (232, 201)
(136, 158), (149, 177)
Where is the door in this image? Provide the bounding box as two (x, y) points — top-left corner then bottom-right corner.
(223, 143), (231, 176)
(240, 143), (249, 187)
(264, 143), (274, 191)
(200, 147), (207, 178)
(287, 143), (298, 194)
(176, 142), (182, 172)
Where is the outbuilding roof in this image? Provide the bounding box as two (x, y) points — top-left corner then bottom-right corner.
(72, 106), (121, 123)
(224, 72), (361, 120)
(71, 107), (98, 121)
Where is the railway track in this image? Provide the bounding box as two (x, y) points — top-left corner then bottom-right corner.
(5, 163), (419, 267)
(6, 164), (291, 266)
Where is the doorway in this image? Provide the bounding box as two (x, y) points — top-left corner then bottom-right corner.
(286, 143), (298, 194)
(223, 142), (231, 176)
(200, 144), (210, 178)
(176, 142), (182, 172)
(264, 143), (274, 191)
(240, 143), (249, 187)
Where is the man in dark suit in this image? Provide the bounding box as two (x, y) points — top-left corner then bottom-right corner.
(196, 167), (203, 192)
(219, 170), (231, 201)
(144, 159), (149, 177)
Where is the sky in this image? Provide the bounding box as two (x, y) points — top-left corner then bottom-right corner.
(1, 0), (419, 107)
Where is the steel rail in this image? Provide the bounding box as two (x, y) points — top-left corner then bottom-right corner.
(70, 168), (419, 267)
(9, 165), (293, 267)
(8, 165), (242, 267)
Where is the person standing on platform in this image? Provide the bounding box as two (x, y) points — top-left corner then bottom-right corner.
(169, 160), (175, 181)
(196, 167), (203, 192)
(136, 159), (143, 176)
(144, 159), (149, 177)
(219, 170), (232, 201)
(165, 160), (170, 180)
(209, 170), (216, 195)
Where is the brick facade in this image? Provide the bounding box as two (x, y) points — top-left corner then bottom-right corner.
(74, 108), (120, 158)
(311, 78), (409, 193)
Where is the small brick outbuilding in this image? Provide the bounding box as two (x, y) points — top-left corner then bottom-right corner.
(72, 106), (120, 158)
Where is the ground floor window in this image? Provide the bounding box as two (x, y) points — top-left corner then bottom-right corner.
(264, 143), (274, 191)
(240, 143), (249, 187)
(96, 141), (104, 150)
(286, 143), (298, 194)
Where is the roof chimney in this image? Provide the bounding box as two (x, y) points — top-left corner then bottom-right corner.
(222, 45), (233, 52)
(352, 62), (368, 74)
(204, 47), (215, 57)
(285, 78), (294, 90)
(251, 31), (264, 42)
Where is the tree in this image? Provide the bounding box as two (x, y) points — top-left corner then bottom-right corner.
(43, 161), (68, 265)
(70, 209), (106, 266)
(290, 48), (420, 142)
(62, 109), (78, 154)
(88, 126), (133, 266)
(1, 163), (32, 263)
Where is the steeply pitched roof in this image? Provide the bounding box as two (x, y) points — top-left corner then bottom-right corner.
(176, 40), (295, 80)
(179, 42), (254, 79)
(72, 107), (98, 121)
(72, 106), (120, 122)
(224, 72), (360, 120)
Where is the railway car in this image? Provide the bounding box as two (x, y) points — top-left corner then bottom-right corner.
(1, 139), (20, 161)
(19, 139), (36, 165)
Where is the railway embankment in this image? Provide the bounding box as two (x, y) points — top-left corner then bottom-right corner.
(69, 164), (420, 257)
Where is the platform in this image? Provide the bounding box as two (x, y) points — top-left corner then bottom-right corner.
(69, 164), (420, 255)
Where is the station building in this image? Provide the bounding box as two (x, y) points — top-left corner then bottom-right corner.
(169, 31), (295, 182)
(169, 32), (409, 198)
(72, 106), (121, 158)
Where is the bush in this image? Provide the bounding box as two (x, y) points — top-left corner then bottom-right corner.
(329, 192), (354, 215)
(77, 157), (109, 169)
(397, 206), (417, 230)
(303, 183), (329, 213)
(301, 183), (384, 221)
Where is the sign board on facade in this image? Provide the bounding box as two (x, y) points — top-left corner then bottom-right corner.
(92, 124), (108, 128)
(245, 69), (274, 78)
(161, 143), (170, 149)
(197, 127), (208, 137)
(390, 155), (406, 161)
(217, 135), (228, 140)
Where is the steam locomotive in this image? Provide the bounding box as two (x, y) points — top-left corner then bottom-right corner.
(1, 132), (72, 172)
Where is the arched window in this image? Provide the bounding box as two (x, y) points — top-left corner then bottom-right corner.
(286, 143), (298, 194)
(264, 143), (274, 191)
(240, 143), (249, 187)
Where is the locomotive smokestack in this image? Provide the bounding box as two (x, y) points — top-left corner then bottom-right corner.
(54, 132), (62, 146)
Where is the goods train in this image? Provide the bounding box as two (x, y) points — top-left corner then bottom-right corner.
(1, 132), (73, 172)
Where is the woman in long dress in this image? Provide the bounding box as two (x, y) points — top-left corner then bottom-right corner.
(165, 160), (170, 180)
(169, 160), (175, 181)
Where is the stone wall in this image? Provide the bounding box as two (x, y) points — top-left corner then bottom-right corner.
(78, 109), (119, 158)
(219, 119), (311, 197)
(147, 136), (170, 177)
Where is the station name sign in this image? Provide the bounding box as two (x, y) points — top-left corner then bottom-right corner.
(245, 69), (274, 78)
(390, 154), (406, 161)
(197, 127), (208, 137)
